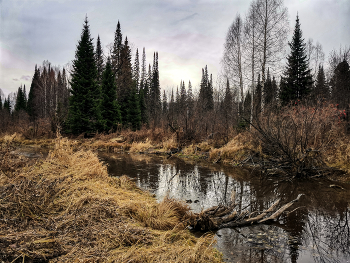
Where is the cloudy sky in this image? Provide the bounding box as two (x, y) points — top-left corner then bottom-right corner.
(1, 0), (349, 97)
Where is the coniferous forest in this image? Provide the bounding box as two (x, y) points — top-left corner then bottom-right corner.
(0, 12), (349, 143)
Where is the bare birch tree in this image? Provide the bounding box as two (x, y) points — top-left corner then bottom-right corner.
(223, 14), (245, 109)
(255, 0), (289, 105)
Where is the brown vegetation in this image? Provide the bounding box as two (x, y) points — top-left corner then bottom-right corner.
(0, 135), (223, 262)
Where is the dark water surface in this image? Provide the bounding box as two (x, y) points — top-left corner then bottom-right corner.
(99, 153), (350, 263)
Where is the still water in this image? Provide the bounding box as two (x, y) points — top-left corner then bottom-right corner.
(100, 152), (350, 263)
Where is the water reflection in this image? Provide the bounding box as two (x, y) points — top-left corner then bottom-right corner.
(99, 153), (350, 263)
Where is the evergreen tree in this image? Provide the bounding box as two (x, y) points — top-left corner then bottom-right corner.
(254, 74), (262, 114)
(222, 78), (233, 123)
(139, 87), (147, 125)
(118, 37), (134, 124)
(280, 15), (312, 105)
(314, 65), (329, 102)
(179, 80), (187, 115)
(139, 47), (148, 122)
(66, 16), (101, 134)
(331, 60), (350, 108)
(133, 48), (140, 91)
(111, 21), (123, 75)
(127, 86), (141, 131)
(15, 85), (27, 112)
(149, 52), (161, 123)
(243, 90), (252, 120)
(27, 65), (40, 120)
(198, 65), (214, 112)
(162, 90), (168, 115)
(100, 58), (121, 132)
(95, 35), (105, 85)
(3, 96), (11, 112)
(187, 81), (194, 118)
(263, 68), (272, 105)
(0, 93), (2, 110)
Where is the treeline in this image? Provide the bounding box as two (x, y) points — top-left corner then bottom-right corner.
(1, 2), (350, 141)
(220, 0), (350, 119)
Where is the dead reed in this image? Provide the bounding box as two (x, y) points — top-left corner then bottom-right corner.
(0, 136), (222, 262)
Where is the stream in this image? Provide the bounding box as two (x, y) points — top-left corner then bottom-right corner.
(99, 152), (350, 263)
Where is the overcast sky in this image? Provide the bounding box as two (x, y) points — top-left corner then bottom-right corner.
(1, 0), (349, 97)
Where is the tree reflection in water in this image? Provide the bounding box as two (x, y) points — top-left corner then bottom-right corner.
(100, 153), (350, 263)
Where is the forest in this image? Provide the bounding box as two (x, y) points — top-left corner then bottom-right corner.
(1, 0), (350, 262)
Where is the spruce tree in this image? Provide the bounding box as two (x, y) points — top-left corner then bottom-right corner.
(127, 87), (141, 131)
(254, 75), (262, 114)
(0, 93), (2, 111)
(198, 66), (214, 112)
(314, 65), (329, 102)
(162, 90), (168, 115)
(100, 58), (121, 132)
(15, 86), (27, 112)
(133, 48), (140, 91)
(187, 81), (194, 118)
(111, 21), (123, 76)
(4, 96), (11, 112)
(66, 16), (101, 134)
(149, 52), (161, 123)
(27, 65), (40, 120)
(331, 60), (350, 108)
(95, 35), (105, 85)
(280, 15), (312, 105)
(118, 37), (134, 125)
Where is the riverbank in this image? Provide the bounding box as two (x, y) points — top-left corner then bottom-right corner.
(2, 130), (350, 182)
(0, 135), (223, 262)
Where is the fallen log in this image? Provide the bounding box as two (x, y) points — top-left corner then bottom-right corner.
(187, 194), (304, 231)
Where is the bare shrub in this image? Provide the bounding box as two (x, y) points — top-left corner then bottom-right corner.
(250, 102), (345, 176)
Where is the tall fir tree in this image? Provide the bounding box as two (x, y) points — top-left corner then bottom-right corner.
(111, 21), (123, 76)
(313, 65), (329, 102)
(149, 52), (161, 123)
(162, 90), (168, 115)
(27, 65), (40, 120)
(198, 65), (214, 112)
(331, 60), (350, 108)
(3, 96), (11, 112)
(119, 37), (134, 124)
(187, 81), (194, 118)
(280, 15), (312, 105)
(0, 93), (2, 110)
(95, 35), (105, 85)
(66, 16), (101, 134)
(133, 48), (140, 91)
(15, 85), (27, 112)
(263, 68), (273, 106)
(254, 74), (262, 115)
(100, 58), (121, 132)
(127, 86), (141, 131)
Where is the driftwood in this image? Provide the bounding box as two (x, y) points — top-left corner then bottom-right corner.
(188, 194), (303, 231)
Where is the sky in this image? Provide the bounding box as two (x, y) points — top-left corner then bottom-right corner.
(0, 0), (349, 97)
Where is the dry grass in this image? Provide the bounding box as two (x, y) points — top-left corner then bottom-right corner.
(129, 138), (154, 153)
(325, 135), (350, 177)
(208, 132), (259, 164)
(0, 136), (222, 262)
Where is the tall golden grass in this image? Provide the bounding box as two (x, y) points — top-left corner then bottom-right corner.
(0, 136), (223, 262)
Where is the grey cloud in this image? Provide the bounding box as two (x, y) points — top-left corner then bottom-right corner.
(20, 75), (31, 81)
(173, 13), (199, 25)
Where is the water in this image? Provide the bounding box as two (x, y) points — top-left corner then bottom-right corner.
(99, 152), (350, 263)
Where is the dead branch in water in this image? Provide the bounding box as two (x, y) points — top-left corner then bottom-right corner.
(187, 194), (304, 231)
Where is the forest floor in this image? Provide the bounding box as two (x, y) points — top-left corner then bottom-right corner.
(0, 134), (223, 262)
